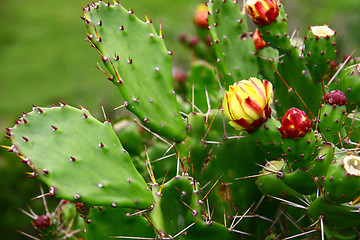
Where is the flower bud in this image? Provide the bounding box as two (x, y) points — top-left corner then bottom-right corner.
(223, 77), (273, 132)
(193, 4), (208, 28)
(324, 90), (347, 106)
(34, 215), (51, 230)
(253, 28), (267, 50)
(246, 0), (279, 26)
(279, 108), (312, 139)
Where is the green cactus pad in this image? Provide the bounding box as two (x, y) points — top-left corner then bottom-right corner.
(329, 63), (360, 110)
(308, 196), (360, 229)
(303, 25), (336, 82)
(9, 105), (153, 209)
(208, 0), (259, 87)
(186, 61), (221, 114)
(319, 104), (346, 143)
(281, 130), (317, 170)
(84, 2), (186, 142)
(257, 3), (291, 53)
(324, 153), (360, 204)
(256, 160), (304, 203)
(281, 142), (334, 195)
(274, 49), (323, 116)
(251, 116), (283, 158)
(85, 207), (155, 240)
(257, 46), (279, 81)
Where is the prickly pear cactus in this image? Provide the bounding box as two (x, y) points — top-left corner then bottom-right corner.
(3, 0), (360, 239)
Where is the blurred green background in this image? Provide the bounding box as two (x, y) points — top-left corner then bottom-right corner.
(0, 0), (359, 239)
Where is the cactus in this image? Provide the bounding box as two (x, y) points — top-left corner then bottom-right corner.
(3, 0), (360, 239)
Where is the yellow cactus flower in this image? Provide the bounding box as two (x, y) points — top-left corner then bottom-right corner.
(223, 78), (273, 132)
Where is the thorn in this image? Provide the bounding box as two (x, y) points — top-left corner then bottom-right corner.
(109, 59), (122, 83)
(144, 145), (157, 185)
(230, 202), (255, 230)
(99, 142), (104, 148)
(142, 214), (165, 238)
(26, 172), (36, 178)
(327, 50), (355, 87)
(51, 125), (58, 131)
(112, 102), (129, 111)
(134, 119), (172, 146)
(0, 145), (11, 150)
(95, 63), (112, 79)
(201, 173), (224, 202)
(83, 113), (88, 119)
(99, 99), (109, 122)
(159, 18), (163, 39)
(179, 199), (197, 216)
(158, 170), (168, 195)
(172, 220), (199, 239)
(16, 230), (40, 240)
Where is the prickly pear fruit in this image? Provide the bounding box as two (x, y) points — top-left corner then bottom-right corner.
(319, 90), (347, 142)
(249, 1), (291, 53)
(279, 108), (316, 169)
(303, 25), (336, 81)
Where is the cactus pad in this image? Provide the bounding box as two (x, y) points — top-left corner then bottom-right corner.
(8, 105), (153, 209)
(84, 2), (186, 142)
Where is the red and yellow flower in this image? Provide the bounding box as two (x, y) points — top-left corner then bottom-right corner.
(193, 4), (209, 28)
(253, 28), (267, 50)
(278, 108), (313, 139)
(246, 0), (279, 26)
(223, 78), (273, 132)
